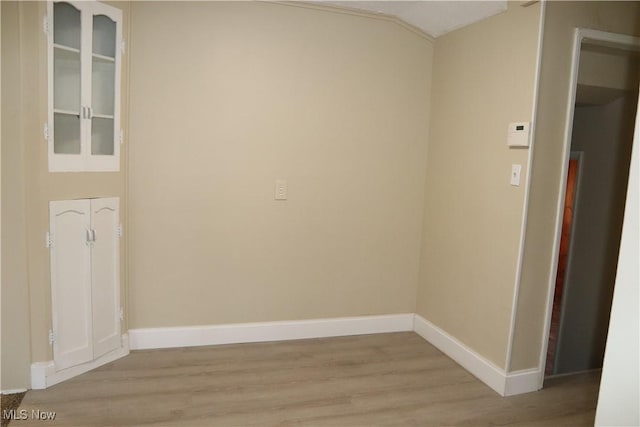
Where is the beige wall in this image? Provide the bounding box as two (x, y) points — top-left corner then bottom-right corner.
(128, 2), (433, 328)
(0, 1), (131, 378)
(10, 0), (637, 392)
(415, 2), (542, 369)
(1, 1), (32, 391)
(511, 1), (640, 372)
(579, 49), (640, 92)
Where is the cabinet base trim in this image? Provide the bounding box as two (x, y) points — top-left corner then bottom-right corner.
(31, 334), (129, 390)
(1, 389), (28, 395)
(413, 315), (541, 396)
(129, 314), (415, 350)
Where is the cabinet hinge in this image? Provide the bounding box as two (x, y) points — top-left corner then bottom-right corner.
(49, 330), (55, 345)
(117, 224), (123, 238)
(44, 123), (49, 141)
(120, 40), (126, 55)
(43, 16), (50, 35)
(119, 129), (124, 145)
(45, 232), (53, 249)
(119, 307), (124, 321)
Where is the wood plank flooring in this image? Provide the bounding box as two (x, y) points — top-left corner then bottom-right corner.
(17, 332), (600, 426)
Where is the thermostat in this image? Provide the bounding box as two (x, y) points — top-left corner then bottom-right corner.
(507, 122), (530, 148)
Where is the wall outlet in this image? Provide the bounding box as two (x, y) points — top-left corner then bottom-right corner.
(275, 179), (287, 200)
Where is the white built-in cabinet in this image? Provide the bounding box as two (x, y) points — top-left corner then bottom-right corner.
(47, 1), (122, 172)
(48, 198), (121, 371)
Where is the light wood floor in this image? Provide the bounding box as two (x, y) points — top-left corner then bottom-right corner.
(18, 332), (600, 426)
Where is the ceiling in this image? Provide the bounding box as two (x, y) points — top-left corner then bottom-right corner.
(319, 1), (508, 38)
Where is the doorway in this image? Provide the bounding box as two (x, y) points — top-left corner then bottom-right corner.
(546, 153), (581, 375)
(544, 30), (640, 378)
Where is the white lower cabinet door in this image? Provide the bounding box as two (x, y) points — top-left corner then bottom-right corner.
(90, 197), (121, 358)
(49, 197), (121, 371)
(49, 199), (94, 370)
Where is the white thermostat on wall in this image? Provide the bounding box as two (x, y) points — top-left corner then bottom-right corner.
(507, 122), (531, 148)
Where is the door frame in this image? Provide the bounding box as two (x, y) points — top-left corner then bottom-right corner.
(538, 28), (640, 386)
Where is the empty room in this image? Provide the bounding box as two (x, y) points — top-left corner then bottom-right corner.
(1, 1), (638, 426)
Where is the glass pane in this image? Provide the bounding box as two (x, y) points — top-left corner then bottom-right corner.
(54, 48), (81, 112)
(93, 15), (116, 58)
(92, 58), (115, 116)
(54, 113), (81, 154)
(91, 118), (114, 155)
(54, 2), (81, 50)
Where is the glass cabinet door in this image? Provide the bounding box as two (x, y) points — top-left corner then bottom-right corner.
(48, 1), (121, 172)
(53, 2), (82, 155)
(91, 14), (116, 156)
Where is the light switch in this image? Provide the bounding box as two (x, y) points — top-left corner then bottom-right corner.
(511, 164), (522, 186)
(275, 179), (287, 200)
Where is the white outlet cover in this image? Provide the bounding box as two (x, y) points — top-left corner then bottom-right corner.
(275, 179), (287, 200)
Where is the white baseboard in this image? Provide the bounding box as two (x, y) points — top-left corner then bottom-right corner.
(129, 314), (415, 350)
(27, 317), (541, 396)
(504, 368), (541, 396)
(31, 334), (129, 390)
(413, 314), (508, 395)
(413, 315), (540, 396)
(1, 388), (28, 395)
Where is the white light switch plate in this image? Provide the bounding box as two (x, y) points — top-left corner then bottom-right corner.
(511, 164), (522, 186)
(275, 179), (287, 200)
